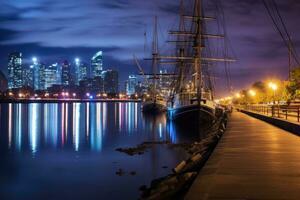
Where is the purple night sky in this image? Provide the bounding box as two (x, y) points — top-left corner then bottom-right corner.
(0, 0), (299, 96)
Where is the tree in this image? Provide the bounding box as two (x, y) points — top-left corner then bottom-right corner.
(286, 67), (300, 101)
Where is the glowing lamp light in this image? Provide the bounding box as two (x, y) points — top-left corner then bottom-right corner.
(268, 82), (278, 91)
(235, 93), (241, 98)
(86, 93), (90, 97)
(72, 93), (76, 97)
(249, 90), (256, 97)
(89, 96), (94, 99)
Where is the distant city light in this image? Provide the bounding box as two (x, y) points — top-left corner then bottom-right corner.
(89, 96), (94, 99)
(32, 57), (38, 64)
(86, 93), (90, 97)
(73, 93), (76, 97)
(75, 58), (80, 64)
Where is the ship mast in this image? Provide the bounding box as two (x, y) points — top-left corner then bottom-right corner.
(152, 16), (159, 100)
(192, 0), (202, 104)
(153, 0), (235, 107)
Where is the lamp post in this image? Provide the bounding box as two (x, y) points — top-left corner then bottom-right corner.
(268, 82), (278, 105)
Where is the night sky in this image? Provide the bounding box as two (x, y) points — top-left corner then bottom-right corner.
(0, 0), (299, 96)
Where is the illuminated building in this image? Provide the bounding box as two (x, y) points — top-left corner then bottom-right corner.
(79, 62), (89, 81)
(61, 60), (72, 86)
(22, 65), (34, 88)
(32, 58), (46, 91)
(158, 69), (173, 97)
(8, 52), (23, 89)
(103, 70), (118, 94)
(74, 58), (89, 85)
(44, 63), (60, 89)
(126, 75), (137, 95)
(91, 51), (103, 78)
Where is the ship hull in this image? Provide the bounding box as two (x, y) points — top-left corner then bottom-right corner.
(167, 104), (216, 125)
(142, 101), (166, 113)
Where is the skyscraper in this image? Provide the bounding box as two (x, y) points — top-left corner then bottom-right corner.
(8, 52), (23, 89)
(61, 60), (72, 86)
(103, 70), (118, 94)
(22, 65), (34, 88)
(126, 75), (137, 95)
(79, 62), (89, 81)
(32, 58), (46, 91)
(74, 58), (89, 85)
(91, 51), (103, 78)
(44, 63), (60, 89)
(74, 58), (80, 85)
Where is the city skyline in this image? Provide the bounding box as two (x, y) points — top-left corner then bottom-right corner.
(4, 50), (121, 99)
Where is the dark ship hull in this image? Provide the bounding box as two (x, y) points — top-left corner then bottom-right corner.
(167, 104), (216, 125)
(142, 101), (166, 114)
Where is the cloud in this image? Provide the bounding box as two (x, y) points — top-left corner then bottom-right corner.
(0, 0), (299, 95)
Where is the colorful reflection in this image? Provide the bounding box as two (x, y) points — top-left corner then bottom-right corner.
(3, 102), (179, 154)
(29, 103), (40, 154)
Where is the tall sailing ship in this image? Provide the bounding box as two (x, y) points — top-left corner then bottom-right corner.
(163, 0), (235, 123)
(141, 16), (167, 113)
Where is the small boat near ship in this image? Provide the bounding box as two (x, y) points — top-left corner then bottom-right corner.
(141, 16), (168, 114)
(142, 95), (167, 113)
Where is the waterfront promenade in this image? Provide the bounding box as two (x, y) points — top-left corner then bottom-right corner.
(186, 111), (300, 200)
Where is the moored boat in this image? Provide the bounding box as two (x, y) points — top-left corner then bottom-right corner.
(163, 0), (234, 124)
(142, 96), (167, 113)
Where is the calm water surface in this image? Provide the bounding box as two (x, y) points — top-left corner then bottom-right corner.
(0, 102), (200, 200)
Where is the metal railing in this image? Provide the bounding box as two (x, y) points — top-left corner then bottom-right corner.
(237, 104), (300, 123)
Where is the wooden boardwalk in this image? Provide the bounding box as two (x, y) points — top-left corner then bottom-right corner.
(186, 111), (300, 200)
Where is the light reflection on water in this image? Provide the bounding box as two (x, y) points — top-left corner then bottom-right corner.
(4, 102), (181, 154)
(0, 102), (198, 200)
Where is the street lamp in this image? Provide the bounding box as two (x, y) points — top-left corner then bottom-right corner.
(249, 90), (256, 97)
(235, 93), (241, 98)
(268, 82), (278, 104)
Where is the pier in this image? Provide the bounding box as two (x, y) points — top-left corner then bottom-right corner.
(186, 111), (300, 200)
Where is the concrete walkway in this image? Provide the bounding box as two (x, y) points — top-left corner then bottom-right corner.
(186, 111), (300, 200)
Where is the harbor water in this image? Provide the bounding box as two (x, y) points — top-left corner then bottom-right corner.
(0, 102), (202, 200)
